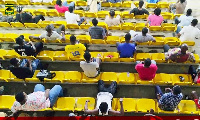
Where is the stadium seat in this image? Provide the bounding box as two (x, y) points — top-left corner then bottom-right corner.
(112, 2), (122, 7)
(118, 72), (135, 84)
(151, 53), (165, 63)
(0, 70), (10, 82)
(136, 98), (156, 113)
(119, 57), (135, 62)
(134, 15), (147, 19)
(10, 22), (25, 28)
(25, 70), (40, 82)
(121, 11), (134, 19)
(108, 24), (121, 30)
(0, 22), (11, 28)
(23, 9), (35, 15)
(134, 1), (139, 7)
(4, 0), (17, 4)
(178, 100), (198, 114)
(0, 0), (4, 4)
(3, 50), (20, 59)
(44, 71), (64, 83)
(161, 12), (173, 20)
(76, 35), (91, 44)
(117, 98), (137, 112)
(37, 21), (53, 28)
(112, 98), (118, 110)
(135, 23), (146, 31)
(41, 1), (53, 5)
(75, 97), (96, 111)
(135, 73), (154, 84)
(8, 72), (24, 82)
(0, 33), (18, 42)
(0, 49), (7, 60)
(63, 71), (82, 83)
(59, 13), (65, 17)
(157, 2), (169, 8)
(76, 1), (87, 6)
(30, 1), (41, 5)
(153, 73), (172, 85)
(46, 9), (59, 17)
(194, 54), (200, 63)
(33, 9), (47, 16)
(149, 26), (162, 31)
(121, 22), (135, 30)
(44, 38), (60, 43)
(82, 73), (100, 83)
(84, 12), (97, 18)
(53, 51), (68, 61)
(164, 37), (180, 46)
(74, 10), (85, 17)
(66, 24), (80, 29)
(171, 74), (192, 85)
(91, 39), (106, 44)
(101, 2), (111, 7)
(20, 55), (36, 60)
(135, 53), (151, 61)
(17, 0), (30, 5)
(181, 41), (195, 46)
(146, 3), (157, 8)
(103, 52), (119, 62)
(101, 72), (118, 83)
(122, 1), (132, 7)
(173, 14), (183, 19)
(106, 36), (120, 44)
(24, 23), (40, 28)
(29, 34), (42, 42)
(162, 23), (176, 32)
(79, 24), (92, 30)
(54, 21), (67, 28)
(90, 52), (104, 60)
(97, 11), (109, 18)
(0, 95), (16, 109)
(36, 50), (54, 61)
(151, 37), (164, 45)
(54, 97), (76, 111)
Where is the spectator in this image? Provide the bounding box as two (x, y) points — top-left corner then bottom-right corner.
(105, 10), (122, 27)
(80, 51), (101, 78)
(0, 86), (4, 95)
(55, 0), (75, 13)
(29, 24), (65, 41)
(130, 1), (149, 16)
(170, 0), (187, 14)
(9, 58), (40, 79)
(190, 91), (200, 109)
(107, 0), (121, 3)
(146, 0), (159, 3)
(146, 8), (163, 26)
(188, 65), (200, 84)
(84, 80), (124, 116)
(89, 18), (107, 39)
(65, 6), (85, 26)
(175, 9), (193, 34)
(155, 85), (183, 111)
(14, 35), (43, 57)
(117, 33), (136, 58)
(131, 27), (156, 42)
(135, 58), (158, 80)
(87, 0), (101, 12)
(11, 84), (63, 115)
(15, 6), (45, 23)
(65, 35), (86, 59)
(164, 44), (195, 63)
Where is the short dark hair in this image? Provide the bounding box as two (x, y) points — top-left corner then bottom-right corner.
(125, 33), (131, 41)
(186, 9), (192, 16)
(109, 10), (115, 17)
(10, 58), (19, 66)
(139, 0), (144, 8)
(144, 58), (151, 67)
(154, 8), (161, 16)
(45, 25), (53, 33)
(56, 0), (62, 6)
(84, 51), (91, 62)
(180, 0), (185, 3)
(173, 85), (181, 95)
(142, 27), (148, 35)
(70, 35), (76, 43)
(191, 19), (198, 26)
(69, 6), (74, 13)
(16, 35), (25, 45)
(99, 102), (108, 114)
(92, 18), (98, 26)
(15, 92), (25, 103)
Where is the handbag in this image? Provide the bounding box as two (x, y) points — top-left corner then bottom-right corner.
(36, 70), (56, 82)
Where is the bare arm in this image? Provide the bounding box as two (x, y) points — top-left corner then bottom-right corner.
(29, 36), (42, 41)
(45, 89), (50, 99)
(84, 100), (98, 115)
(60, 31), (66, 41)
(177, 33), (181, 37)
(110, 98), (124, 116)
(28, 41), (36, 52)
(28, 60), (32, 71)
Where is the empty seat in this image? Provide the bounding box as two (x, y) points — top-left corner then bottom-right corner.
(101, 72), (118, 82)
(0, 33), (18, 42)
(36, 50), (54, 61)
(157, 2), (169, 8)
(136, 98), (156, 113)
(103, 52), (119, 62)
(10, 22), (25, 28)
(135, 15), (147, 19)
(121, 22), (135, 30)
(106, 36), (120, 44)
(178, 100), (198, 114)
(146, 3), (157, 8)
(8, 72), (24, 82)
(90, 52), (104, 60)
(121, 11), (134, 19)
(74, 10), (85, 17)
(54, 21), (67, 28)
(135, 23), (146, 31)
(63, 71), (82, 83)
(0, 70), (10, 82)
(33, 9), (47, 16)
(76, 35), (91, 44)
(75, 97), (95, 111)
(151, 37), (164, 45)
(37, 21), (53, 28)
(119, 57), (135, 62)
(149, 26), (162, 31)
(0, 22), (11, 28)
(112, 2), (122, 7)
(173, 14), (183, 19)
(24, 23), (40, 28)
(96, 22), (108, 29)
(44, 71), (64, 83)
(118, 72), (135, 84)
(101, 2), (111, 7)
(4, 0), (17, 4)
(162, 23), (176, 31)
(53, 51), (68, 61)
(3, 50), (20, 59)
(54, 97), (76, 111)
(85, 12), (97, 18)
(76, 1), (87, 6)
(194, 54), (200, 63)
(164, 37), (180, 46)
(41, 1), (53, 5)
(135, 73), (154, 85)
(181, 41), (195, 46)
(108, 24), (121, 30)
(135, 53), (151, 61)
(161, 12), (173, 20)
(82, 73), (100, 83)
(0, 49), (8, 60)
(79, 24), (92, 30)
(117, 98), (137, 112)
(91, 39), (106, 44)
(0, 95), (15, 109)
(97, 11), (109, 18)
(153, 73), (172, 85)
(171, 74), (192, 85)
(46, 9), (59, 17)
(151, 53), (165, 63)
(66, 24), (80, 29)
(122, 1), (132, 8)
(25, 70), (40, 82)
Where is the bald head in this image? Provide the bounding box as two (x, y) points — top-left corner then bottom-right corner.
(180, 44), (188, 54)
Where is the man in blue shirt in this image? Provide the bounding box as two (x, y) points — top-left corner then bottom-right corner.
(117, 33), (136, 58)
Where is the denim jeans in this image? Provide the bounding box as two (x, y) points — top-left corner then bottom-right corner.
(155, 86), (163, 100)
(34, 84), (63, 107)
(63, 1), (75, 8)
(175, 26), (182, 34)
(97, 2), (101, 11)
(78, 17), (85, 26)
(98, 80), (117, 95)
(20, 59), (40, 73)
(163, 44), (170, 53)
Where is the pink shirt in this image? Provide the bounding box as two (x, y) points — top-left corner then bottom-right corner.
(135, 63), (158, 80)
(148, 14), (163, 26)
(55, 5), (69, 13)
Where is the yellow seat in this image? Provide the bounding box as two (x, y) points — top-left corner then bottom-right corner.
(0, 49), (8, 60)
(173, 14), (183, 19)
(121, 11), (134, 19)
(44, 38), (60, 43)
(0, 22), (11, 28)
(79, 24), (92, 30)
(146, 3), (157, 8)
(76, 0), (87, 6)
(75, 97), (95, 111)
(157, 2), (169, 8)
(108, 24), (121, 30)
(46, 9), (59, 17)
(54, 97), (76, 111)
(91, 39), (106, 44)
(153, 73), (172, 85)
(121, 22), (135, 30)
(82, 73), (100, 83)
(30, 1), (41, 5)
(149, 26), (162, 31)
(97, 11), (109, 18)
(90, 52), (104, 60)
(37, 21), (53, 29)
(85, 12), (97, 18)
(164, 37), (180, 46)
(10, 22), (25, 28)
(54, 21), (67, 28)
(76, 35), (91, 44)
(134, 1), (139, 7)
(122, 1), (132, 7)
(135, 23), (146, 31)
(53, 51), (68, 61)
(151, 37), (164, 45)
(112, 98), (118, 110)
(162, 23), (176, 32)
(181, 41), (195, 46)
(23, 8), (35, 15)
(101, 72), (118, 82)
(41, 1), (53, 5)
(25, 70), (40, 82)
(151, 53), (165, 63)
(135, 73), (153, 84)
(135, 53), (151, 61)
(66, 24), (80, 29)
(119, 57), (135, 62)
(0, 95), (16, 109)
(101, 2), (111, 7)
(117, 98), (137, 112)
(156, 100), (178, 114)
(20, 56), (36, 60)
(36, 50), (54, 61)
(136, 98), (156, 113)
(44, 71), (64, 83)
(0, 70), (10, 82)
(97, 22), (108, 30)
(171, 74), (192, 85)
(118, 72), (135, 84)
(3, 50), (20, 59)
(194, 54), (200, 63)
(59, 12), (65, 17)
(106, 36), (120, 44)
(111, 2), (122, 7)
(24, 23), (40, 28)
(134, 15), (147, 19)
(0, 0), (4, 4)
(178, 100), (198, 114)
(4, 0), (17, 4)
(0, 33), (18, 42)
(62, 35), (71, 43)
(63, 71), (82, 83)
(73, 10), (84, 17)
(29, 34), (42, 42)
(17, 0), (30, 5)
(103, 52), (119, 62)
(33, 9), (47, 16)
(8, 72), (24, 82)
(161, 12), (173, 20)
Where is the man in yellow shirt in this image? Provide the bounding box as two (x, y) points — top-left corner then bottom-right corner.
(65, 35), (86, 60)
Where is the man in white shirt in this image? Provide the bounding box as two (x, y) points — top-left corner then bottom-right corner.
(65, 6), (85, 26)
(80, 51), (101, 78)
(105, 10), (122, 27)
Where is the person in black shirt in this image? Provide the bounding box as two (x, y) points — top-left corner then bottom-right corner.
(130, 1), (149, 16)
(14, 35), (43, 57)
(15, 6), (45, 23)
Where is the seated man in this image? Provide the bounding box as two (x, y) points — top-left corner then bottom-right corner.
(170, 0), (187, 14)
(84, 80), (124, 116)
(146, 8), (163, 26)
(80, 51), (101, 78)
(11, 84), (63, 115)
(55, 0), (75, 13)
(135, 58), (158, 80)
(9, 58), (40, 79)
(164, 44), (195, 63)
(14, 35), (43, 57)
(130, 1), (149, 16)
(188, 65), (200, 84)
(15, 6), (45, 23)
(65, 6), (85, 26)
(117, 33), (136, 58)
(131, 27), (156, 43)
(89, 18), (107, 39)
(105, 10), (122, 27)
(155, 85), (183, 111)
(29, 24), (65, 41)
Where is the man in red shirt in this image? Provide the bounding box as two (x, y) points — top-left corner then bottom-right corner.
(135, 58), (158, 80)
(55, 0), (75, 13)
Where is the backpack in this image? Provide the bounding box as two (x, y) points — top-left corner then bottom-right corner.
(36, 70), (56, 82)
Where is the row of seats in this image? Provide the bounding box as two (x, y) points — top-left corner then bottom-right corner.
(0, 50), (199, 63)
(0, 69), (196, 85)
(0, 95), (198, 114)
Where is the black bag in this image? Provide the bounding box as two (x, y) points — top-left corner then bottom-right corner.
(36, 70), (56, 82)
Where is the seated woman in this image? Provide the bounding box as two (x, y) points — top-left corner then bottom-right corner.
(55, 0), (75, 13)
(146, 8), (163, 26)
